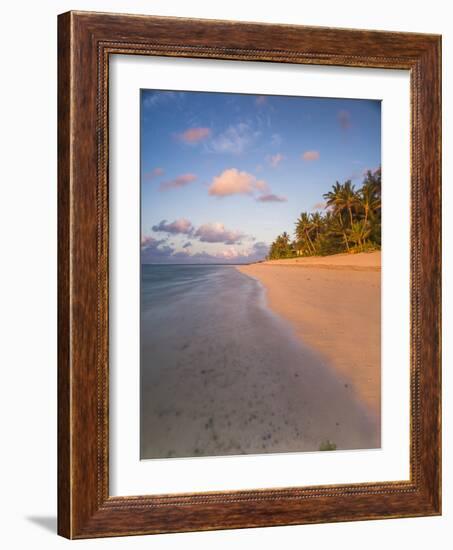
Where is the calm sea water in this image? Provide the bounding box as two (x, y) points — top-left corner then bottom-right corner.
(141, 264), (248, 319)
(140, 264), (378, 459)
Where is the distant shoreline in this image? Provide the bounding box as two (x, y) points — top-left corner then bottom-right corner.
(250, 251), (381, 270)
(237, 251), (381, 420)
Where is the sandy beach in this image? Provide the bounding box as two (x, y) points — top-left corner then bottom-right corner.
(237, 251), (381, 420)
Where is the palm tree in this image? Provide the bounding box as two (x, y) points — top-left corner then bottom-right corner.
(329, 212), (350, 252)
(341, 181), (359, 227)
(348, 220), (371, 251)
(359, 180), (381, 238)
(295, 212), (315, 254)
(324, 180), (359, 228)
(267, 167), (382, 260)
(323, 181), (343, 214)
(269, 232), (293, 259)
(281, 231), (290, 244)
(310, 212), (324, 242)
(323, 180), (361, 251)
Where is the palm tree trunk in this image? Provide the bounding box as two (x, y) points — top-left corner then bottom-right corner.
(305, 230), (316, 254)
(343, 231), (350, 251)
(337, 211), (350, 251)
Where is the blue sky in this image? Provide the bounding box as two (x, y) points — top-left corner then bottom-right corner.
(141, 90), (381, 264)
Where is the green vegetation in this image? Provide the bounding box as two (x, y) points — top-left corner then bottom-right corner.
(267, 168), (381, 260)
(319, 440), (337, 451)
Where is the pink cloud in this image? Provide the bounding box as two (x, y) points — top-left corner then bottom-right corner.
(201, 241), (268, 263)
(257, 193), (287, 203)
(152, 218), (194, 235)
(208, 168), (268, 197)
(178, 127), (211, 143)
(268, 153), (284, 168)
(141, 235), (158, 249)
(216, 248), (242, 260)
(140, 235), (166, 250)
(144, 167), (164, 181)
(194, 222), (245, 244)
(159, 173), (197, 191)
(337, 110), (351, 130)
(312, 201), (327, 210)
(302, 150), (320, 161)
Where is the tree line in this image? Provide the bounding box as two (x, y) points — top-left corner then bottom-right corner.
(267, 167), (381, 260)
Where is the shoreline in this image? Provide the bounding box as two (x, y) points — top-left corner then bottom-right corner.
(247, 250), (381, 270)
(237, 251), (381, 419)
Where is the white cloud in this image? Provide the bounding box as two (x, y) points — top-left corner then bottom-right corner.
(142, 91), (185, 109)
(268, 153), (284, 168)
(271, 133), (282, 147)
(208, 122), (259, 154)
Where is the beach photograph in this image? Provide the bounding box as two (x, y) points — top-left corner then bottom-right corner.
(140, 89), (381, 459)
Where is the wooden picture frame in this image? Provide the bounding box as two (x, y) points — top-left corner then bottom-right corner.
(58, 10), (441, 539)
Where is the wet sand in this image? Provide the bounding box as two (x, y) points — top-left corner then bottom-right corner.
(141, 263), (380, 459)
(237, 252), (381, 419)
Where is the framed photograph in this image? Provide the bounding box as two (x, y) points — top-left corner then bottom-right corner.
(58, 11), (441, 539)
